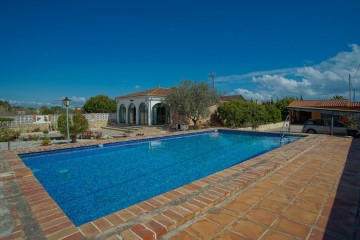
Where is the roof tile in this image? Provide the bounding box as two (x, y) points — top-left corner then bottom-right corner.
(116, 87), (172, 99)
(288, 99), (356, 108)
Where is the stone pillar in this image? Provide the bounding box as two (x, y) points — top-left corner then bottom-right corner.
(116, 103), (120, 124)
(135, 104), (139, 125)
(148, 101), (152, 126)
(125, 105), (129, 124)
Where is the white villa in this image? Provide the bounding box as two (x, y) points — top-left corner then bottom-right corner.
(116, 87), (172, 125)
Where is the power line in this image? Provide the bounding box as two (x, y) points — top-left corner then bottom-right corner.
(349, 64), (360, 101)
(354, 64), (360, 78)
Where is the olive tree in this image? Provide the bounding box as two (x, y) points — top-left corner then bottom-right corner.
(165, 80), (219, 125)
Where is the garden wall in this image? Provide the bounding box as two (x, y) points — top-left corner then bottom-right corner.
(0, 113), (117, 132)
(237, 121), (288, 131)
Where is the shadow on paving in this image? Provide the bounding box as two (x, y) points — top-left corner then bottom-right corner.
(325, 138), (360, 239)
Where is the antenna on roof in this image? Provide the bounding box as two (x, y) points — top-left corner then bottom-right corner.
(209, 72), (216, 90)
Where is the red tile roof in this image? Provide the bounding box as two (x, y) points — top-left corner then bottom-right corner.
(116, 87), (172, 99)
(288, 99), (360, 108)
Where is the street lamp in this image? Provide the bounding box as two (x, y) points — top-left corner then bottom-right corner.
(62, 97), (71, 143)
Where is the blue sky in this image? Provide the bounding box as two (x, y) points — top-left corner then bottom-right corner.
(1, 0), (360, 107)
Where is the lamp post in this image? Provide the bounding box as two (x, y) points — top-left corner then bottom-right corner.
(62, 97), (71, 143)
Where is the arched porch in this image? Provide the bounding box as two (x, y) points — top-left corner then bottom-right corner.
(139, 102), (148, 125)
(152, 103), (170, 125)
(128, 103), (136, 124)
(119, 104), (126, 123)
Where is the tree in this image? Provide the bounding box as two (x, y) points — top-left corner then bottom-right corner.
(40, 106), (54, 114)
(0, 100), (11, 114)
(83, 95), (116, 113)
(165, 80), (219, 125)
(0, 117), (21, 150)
(333, 95), (345, 99)
(265, 104), (282, 123)
(57, 112), (89, 142)
(217, 100), (261, 128)
(275, 97), (297, 120)
(51, 106), (65, 114)
(217, 100), (282, 128)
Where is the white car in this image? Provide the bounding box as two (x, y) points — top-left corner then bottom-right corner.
(302, 119), (348, 135)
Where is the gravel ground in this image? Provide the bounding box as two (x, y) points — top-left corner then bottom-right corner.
(0, 127), (168, 151)
(0, 139), (97, 151)
(264, 124), (304, 133)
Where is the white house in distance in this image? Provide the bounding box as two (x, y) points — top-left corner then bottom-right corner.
(115, 87), (172, 125)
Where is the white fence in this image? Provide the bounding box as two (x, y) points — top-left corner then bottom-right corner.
(0, 113), (117, 126)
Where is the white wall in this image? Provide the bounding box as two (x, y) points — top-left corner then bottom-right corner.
(116, 96), (165, 125)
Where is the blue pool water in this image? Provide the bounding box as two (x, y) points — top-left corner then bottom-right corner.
(20, 130), (302, 226)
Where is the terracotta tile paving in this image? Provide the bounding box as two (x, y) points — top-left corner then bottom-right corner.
(167, 137), (360, 240)
(1, 130), (359, 240)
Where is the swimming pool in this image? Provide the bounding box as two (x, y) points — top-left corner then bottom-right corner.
(20, 130), (302, 226)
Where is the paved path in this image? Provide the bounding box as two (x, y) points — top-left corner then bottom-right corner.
(165, 137), (360, 240)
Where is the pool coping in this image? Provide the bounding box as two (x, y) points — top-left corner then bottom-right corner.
(0, 128), (321, 240)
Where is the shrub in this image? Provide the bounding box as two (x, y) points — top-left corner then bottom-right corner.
(217, 100), (281, 128)
(32, 135), (40, 141)
(274, 97), (296, 120)
(58, 113), (89, 143)
(265, 105), (282, 123)
(43, 129), (49, 134)
(41, 137), (51, 146)
(0, 117), (13, 122)
(0, 128), (20, 142)
(33, 127), (41, 132)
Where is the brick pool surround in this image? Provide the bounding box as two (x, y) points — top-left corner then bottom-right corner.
(1, 129), (319, 239)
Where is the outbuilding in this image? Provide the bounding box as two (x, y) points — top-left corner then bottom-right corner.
(288, 99), (360, 124)
(115, 87), (172, 125)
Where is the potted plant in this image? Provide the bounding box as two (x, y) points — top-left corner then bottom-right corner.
(347, 115), (359, 137)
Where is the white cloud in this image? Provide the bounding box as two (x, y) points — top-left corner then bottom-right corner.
(218, 44), (360, 100)
(252, 74), (314, 97)
(1, 96), (87, 108)
(232, 88), (267, 101)
(69, 96), (86, 103)
(217, 68), (295, 83)
(3, 99), (55, 107)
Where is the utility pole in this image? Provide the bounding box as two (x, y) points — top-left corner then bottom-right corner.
(354, 88), (360, 102)
(349, 74), (352, 101)
(350, 64), (360, 101)
(209, 72), (215, 90)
